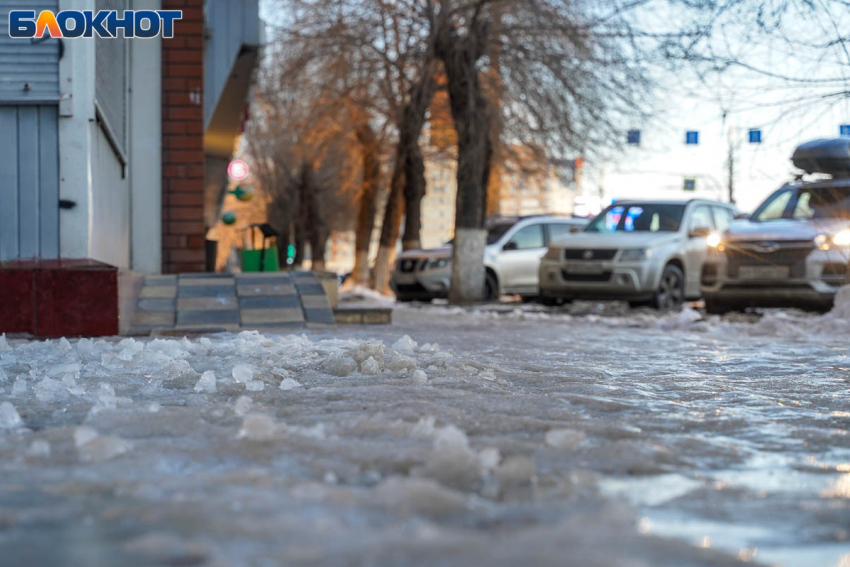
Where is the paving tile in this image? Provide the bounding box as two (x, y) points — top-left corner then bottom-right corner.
(237, 274), (293, 285)
(179, 273), (228, 279)
(137, 298), (176, 312)
(177, 286), (237, 298)
(172, 324), (242, 333)
(249, 323), (308, 331)
(140, 285), (177, 299)
(144, 275), (177, 285)
(134, 311), (175, 326)
(176, 310), (240, 326)
(178, 277), (235, 287)
(300, 295), (330, 309)
(303, 308), (336, 325)
(237, 283), (297, 296)
(294, 282), (325, 296)
(177, 296), (238, 311)
(239, 295), (301, 310)
(240, 308), (305, 325)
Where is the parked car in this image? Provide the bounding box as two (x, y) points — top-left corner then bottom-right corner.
(538, 199), (738, 309)
(391, 215), (589, 302)
(701, 138), (850, 313)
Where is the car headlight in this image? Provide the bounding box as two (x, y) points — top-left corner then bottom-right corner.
(832, 230), (850, 247)
(619, 248), (647, 261)
(706, 232), (722, 248)
(427, 258), (450, 270)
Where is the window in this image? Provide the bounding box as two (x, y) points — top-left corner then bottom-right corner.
(689, 205), (714, 232)
(753, 189), (793, 221)
(547, 223), (575, 243)
(507, 224), (545, 250)
(486, 221), (516, 244)
(796, 187), (850, 220)
(586, 204), (686, 233)
(713, 207), (734, 231)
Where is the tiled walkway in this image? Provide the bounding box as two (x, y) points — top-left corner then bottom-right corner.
(132, 272), (335, 333)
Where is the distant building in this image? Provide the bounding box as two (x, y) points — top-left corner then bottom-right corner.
(497, 157), (582, 217)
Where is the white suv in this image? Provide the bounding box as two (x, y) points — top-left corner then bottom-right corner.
(391, 215), (588, 302)
(539, 199), (738, 309)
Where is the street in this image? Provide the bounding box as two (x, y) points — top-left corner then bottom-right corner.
(1, 296), (849, 566)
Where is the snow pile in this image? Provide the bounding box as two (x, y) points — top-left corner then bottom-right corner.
(0, 401), (22, 428)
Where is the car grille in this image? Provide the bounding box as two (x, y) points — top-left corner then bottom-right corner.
(561, 270), (612, 282)
(563, 249), (618, 261)
(398, 258), (425, 273)
(725, 240), (813, 279)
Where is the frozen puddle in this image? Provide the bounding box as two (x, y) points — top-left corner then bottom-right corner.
(0, 314), (849, 566)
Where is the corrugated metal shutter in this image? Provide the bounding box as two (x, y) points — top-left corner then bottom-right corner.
(0, 105), (60, 261)
(95, 0), (127, 156)
(0, 0), (60, 103)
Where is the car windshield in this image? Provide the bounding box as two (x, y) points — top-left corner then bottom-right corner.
(585, 204), (685, 233)
(752, 186), (850, 221)
(486, 221), (516, 244)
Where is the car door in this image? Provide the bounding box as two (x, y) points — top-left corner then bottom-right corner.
(683, 204), (715, 296)
(496, 222), (547, 293)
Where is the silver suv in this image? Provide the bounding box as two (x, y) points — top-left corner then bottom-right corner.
(539, 199), (738, 309)
(701, 139), (850, 313)
(391, 215), (588, 302)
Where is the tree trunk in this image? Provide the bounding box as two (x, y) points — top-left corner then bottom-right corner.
(371, 164), (404, 294)
(352, 123), (381, 286)
(437, 32), (493, 304)
(372, 67), (437, 293)
(401, 142), (426, 251)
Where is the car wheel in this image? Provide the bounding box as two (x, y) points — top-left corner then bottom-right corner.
(652, 264), (685, 311)
(484, 272), (499, 302)
(703, 296), (730, 315)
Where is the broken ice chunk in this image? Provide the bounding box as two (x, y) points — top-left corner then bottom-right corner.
(234, 396), (253, 417)
(391, 335), (417, 355)
(232, 363), (254, 384)
(411, 370), (428, 385)
(279, 378), (302, 391)
(75, 426), (99, 448)
(27, 439), (51, 458)
(0, 333), (11, 352)
(75, 426), (132, 462)
(374, 477), (468, 516)
(324, 355), (357, 377)
(385, 351), (417, 372)
(545, 428), (586, 452)
(0, 401), (22, 428)
(419, 343), (439, 353)
(238, 414), (276, 441)
(77, 338), (94, 354)
(148, 402), (161, 413)
(360, 356), (381, 375)
(349, 341), (385, 364)
(426, 425), (481, 487)
(495, 456), (537, 485)
(245, 380), (265, 392)
(35, 377), (69, 402)
(194, 370), (217, 393)
(11, 376), (26, 396)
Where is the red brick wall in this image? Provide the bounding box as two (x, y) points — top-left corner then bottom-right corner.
(161, 0), (206, 273)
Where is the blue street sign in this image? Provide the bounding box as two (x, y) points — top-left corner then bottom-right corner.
(627, 129), (641, 145)
(841, 125), (850, 137)
(683, 178), (696, 191)
(749, 129), (762, 143)
(685, 131), (699, 145)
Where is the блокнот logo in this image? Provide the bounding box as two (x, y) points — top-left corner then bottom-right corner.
(8, 10), (183, 39)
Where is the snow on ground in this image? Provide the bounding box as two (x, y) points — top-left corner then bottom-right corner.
(1, 293), (850, 566)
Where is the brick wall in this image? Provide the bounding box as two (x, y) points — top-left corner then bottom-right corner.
(161, 0), (206, 273)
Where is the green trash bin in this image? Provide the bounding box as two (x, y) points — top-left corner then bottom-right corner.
(241, 247), (280, 272)
(241, 224), (281, 273)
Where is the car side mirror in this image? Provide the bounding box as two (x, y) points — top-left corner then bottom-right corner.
(503, 241), (518, 251)
(734, 212), (750, 220)
(689, 227), (711, 238)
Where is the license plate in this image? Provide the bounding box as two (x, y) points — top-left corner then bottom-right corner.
(738, 265), (790, 280)
(565, 263), (605, 275)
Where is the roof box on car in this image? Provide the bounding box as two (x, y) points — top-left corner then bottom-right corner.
(791, 138), (850, 177)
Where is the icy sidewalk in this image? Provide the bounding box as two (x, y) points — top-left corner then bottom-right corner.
(0, 328), (775, 567)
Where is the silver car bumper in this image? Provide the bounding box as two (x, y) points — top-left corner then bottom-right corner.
(701, 248), (848, 306)
(538, 259), (660, 300)
(390, 266), (452, 299)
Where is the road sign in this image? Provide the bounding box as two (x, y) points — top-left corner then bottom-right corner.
(627, 130), (641, 145)
(841, 125), (850, 137)
(685, 131), (699, 145)
(749, 129), (762, 143)
(227, 159), (249, 181)
(683, 178), (696, 191)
